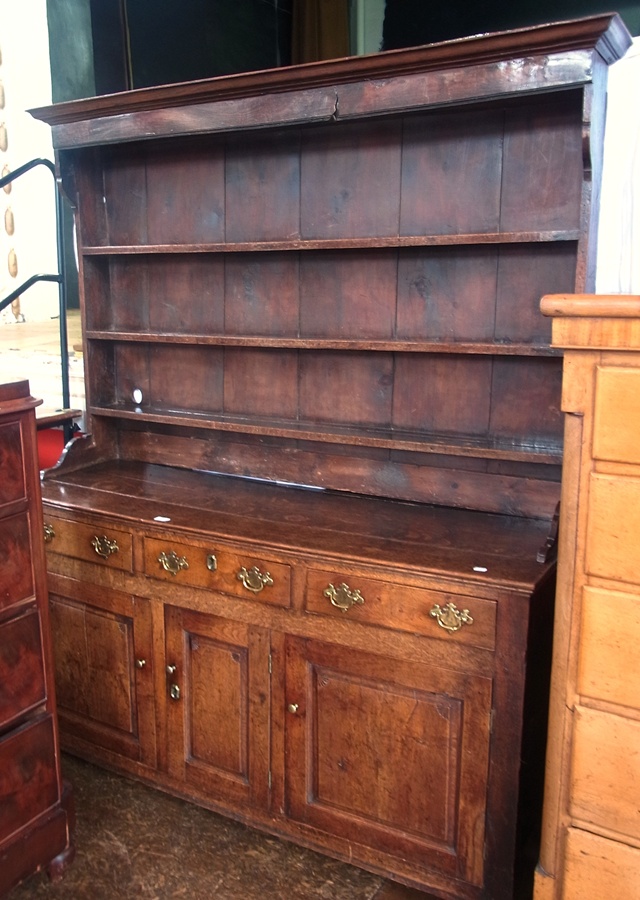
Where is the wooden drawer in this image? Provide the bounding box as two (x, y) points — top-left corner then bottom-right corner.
(0, 419), (25, 506)
(305, 567), (496, 651)
(563, 827), (640, 900)
(578, 585), (640, 709)
(143, 535), (291, 608)
(0, 512), (35, 612)
(0, 715), (60, 844)
(0, 608), (46, 731)
(42, 513), (133, 572)
(570, 705), (640, 839)
(593, 366), (640, 465)
(585, 474), (640, 586)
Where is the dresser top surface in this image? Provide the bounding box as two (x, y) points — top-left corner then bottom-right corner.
(42, 460), (553, 592)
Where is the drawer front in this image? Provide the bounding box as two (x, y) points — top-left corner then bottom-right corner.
(0, 608), (46, 730)
(0, 715), (60, 844)
(564, 827), (640, 900)
(305, 568), (496, 650)
(593, 366), (640, 465)
(0, 420), (25, 506)
(43, 514), (133, 572)
(586, 474), (640, 586)
(143, 535), (291, 608)
(571, 705), (640, 839)
(578, 585), (640, 709)
(0, 512), (34, 612)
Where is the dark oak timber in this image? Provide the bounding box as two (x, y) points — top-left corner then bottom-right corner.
(32, 15), (630, 900)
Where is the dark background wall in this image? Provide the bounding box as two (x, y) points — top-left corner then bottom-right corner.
(382, 0), (640, 49)
(48, 0), (640, 103)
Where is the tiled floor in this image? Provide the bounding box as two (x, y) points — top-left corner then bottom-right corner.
(9, 755), (433, 900)
(0, 310), (85, 426)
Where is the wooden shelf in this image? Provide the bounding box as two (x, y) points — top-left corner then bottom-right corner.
(86, 332), (560, 357)
(82, 232), (581, 255)
(90, 402), (563, 463)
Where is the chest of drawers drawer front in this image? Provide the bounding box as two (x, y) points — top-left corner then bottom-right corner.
(593, 366), (640, 465)
(0, 715), (60, 844)
(43, 515), (133, 572)
(571, 705), (640, 840)
(578, 585), (640, 709)
(0, 608), (46, 731)
(0, 512), (34, 612)
(563, 827), (640, 900)
(143, 536), (291, 608)
(585, 474), (640, 586)
(305, 568), (496, 650)
(0, 420), (25, 506)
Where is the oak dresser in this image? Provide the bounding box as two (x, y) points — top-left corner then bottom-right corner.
(29, 16), (631, 900)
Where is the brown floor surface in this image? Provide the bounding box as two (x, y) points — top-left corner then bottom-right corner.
(8, 755), (436, 900)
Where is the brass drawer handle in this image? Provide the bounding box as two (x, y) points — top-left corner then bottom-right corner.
(158, 550), (189, 576)
(237, 565), (273, 593)
(91, 534), (119, 559)
(324, 582), (365, 612)
(43, 523), (55, 543)
(430, 601), (474, 633)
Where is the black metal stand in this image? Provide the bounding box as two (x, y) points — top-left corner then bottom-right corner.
(0, 157), (70, 411)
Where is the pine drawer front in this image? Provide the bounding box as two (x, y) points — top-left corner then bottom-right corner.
(585, 473), (640, 586)
(570, 705), (640, 839)
(0, 715), (60, 844)
(42, 514), (133, 572)
(593, 366), (640, 465)
(563, 827), (640, 900)
(578, 585), (640, 709)
(304, 568), (496, 650)
(0, 608), (46, 730)
(143, 535), (292, 608)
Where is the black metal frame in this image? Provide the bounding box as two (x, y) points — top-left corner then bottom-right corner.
(0, 157), (70, 410)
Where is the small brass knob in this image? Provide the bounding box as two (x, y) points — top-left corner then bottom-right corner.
(166, 664), (177, 675)
(288, 703), (299, 714)
(136, 659), (146, 669)
(43, 523), (55, 543)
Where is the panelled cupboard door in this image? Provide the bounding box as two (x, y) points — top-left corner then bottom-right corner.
(47, 573), (156, 767)
(164, 605), (270, 811)
(284, 636), (492, 887)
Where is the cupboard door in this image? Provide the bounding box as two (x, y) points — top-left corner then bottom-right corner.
(164, 605), (270, 811)
(284, 636), (492, 887)
(48, 573), (156, 767)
